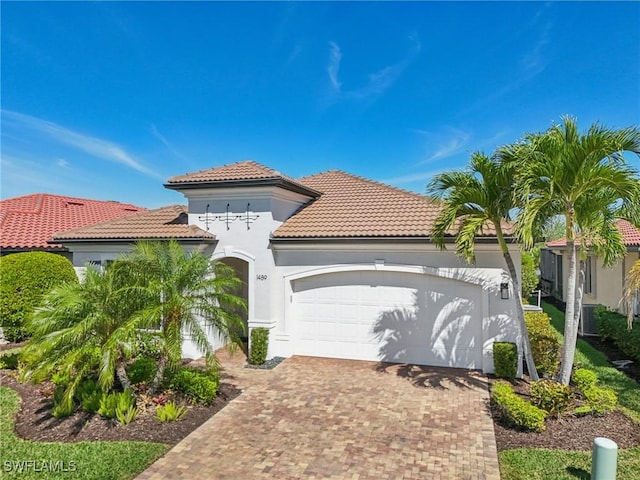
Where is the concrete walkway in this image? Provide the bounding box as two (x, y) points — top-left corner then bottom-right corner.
(137, 353), (500, 480)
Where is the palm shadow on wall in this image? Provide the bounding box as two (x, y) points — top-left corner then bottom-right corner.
(372, 276), (510, 390)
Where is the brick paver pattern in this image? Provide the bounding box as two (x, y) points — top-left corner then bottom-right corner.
(137, 353), (500, 480)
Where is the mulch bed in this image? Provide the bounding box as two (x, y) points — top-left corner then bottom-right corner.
(0, 371), (240, 446)
(490, 377), (640, 452)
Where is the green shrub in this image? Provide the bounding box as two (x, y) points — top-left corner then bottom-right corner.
(51, 370), (70, 386)
(595, 307), (640, 362)
(493, 342), (517, 378)
(99, 391), (135, 419)
(52, 399), (75, 419)
(74, 378), (99, 403)
(572, 368), (598, 392)
(492, 381), (547, 432)
(127, 356), (158, 385)
(249, 327), (269, 365)
(0, 349), (21, 369)
(0, 252), (78, 342)
(81, 392), (103, 413)
(530, 380), (572, 417)
(521, 251), (539, 297)
(115, 405), (138, 425)
(167, 367), (219, 405)
(156, 401), (187, 422)
(525, 311), (560, 376)
(583, 387), (618, 416)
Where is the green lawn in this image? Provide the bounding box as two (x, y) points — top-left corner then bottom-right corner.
(499, 301), (640, 480)
(0, 386), (167, 479)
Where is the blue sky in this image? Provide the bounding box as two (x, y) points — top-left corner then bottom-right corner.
(2, 1), (639, 208)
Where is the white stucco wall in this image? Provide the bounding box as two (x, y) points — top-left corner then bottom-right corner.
(62, 185), (524, 374)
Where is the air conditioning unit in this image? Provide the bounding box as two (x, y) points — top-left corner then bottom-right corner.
(580, 304), (600, 336)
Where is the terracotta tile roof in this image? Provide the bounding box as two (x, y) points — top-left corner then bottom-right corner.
(53, 205), (214, 242)
(0, 193), (145, 251)
(546, 219), (640, 248)
(273, 170), (511, 239)
(166, 160), (320, 197)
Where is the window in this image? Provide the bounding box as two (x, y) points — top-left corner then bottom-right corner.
(584, 256), (595, 295)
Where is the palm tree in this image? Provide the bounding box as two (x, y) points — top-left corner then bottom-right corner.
(427, 151), (540, 381)
(119, 240), (246, 393)
(21, 265), (147, 411)
(501, 116), (640, 384)
(623, 260), (640, 328)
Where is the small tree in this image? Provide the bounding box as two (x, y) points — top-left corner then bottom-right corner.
(501, 116), (640, 384)
(119, 241), (246, 393)
(21, 265), (147, 411)
(521, 251), (539, 298)
(0, 252), (78, 342)
(428, 151), (539, 380)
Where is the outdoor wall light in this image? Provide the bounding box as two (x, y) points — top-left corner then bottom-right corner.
(500, 282), (510, 300)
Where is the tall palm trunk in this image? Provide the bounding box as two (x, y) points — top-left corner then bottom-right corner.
(558, 239), (579, 384)
(497, 226), (539, 381)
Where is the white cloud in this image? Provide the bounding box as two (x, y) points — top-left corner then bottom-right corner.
(413, 127), (471, 165)
(327, 41), (342, 91)
(326, 34), (421, 102)
(383, 168), (446, 185)
(1, 110), (163, 180)
(150, 124), (190, 163)
(56, 158), (70, 168)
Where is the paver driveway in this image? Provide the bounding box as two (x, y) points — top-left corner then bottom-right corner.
(137, 355), (500, 480)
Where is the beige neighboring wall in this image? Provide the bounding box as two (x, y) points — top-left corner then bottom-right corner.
(581, 251), (639, 312)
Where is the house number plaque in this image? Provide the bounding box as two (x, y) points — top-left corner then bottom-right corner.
(256, 274), (268, 281)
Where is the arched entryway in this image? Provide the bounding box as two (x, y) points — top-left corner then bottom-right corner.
(219, 257), (250, 353)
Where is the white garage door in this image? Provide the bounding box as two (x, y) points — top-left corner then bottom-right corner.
(291, 270), (483, 369)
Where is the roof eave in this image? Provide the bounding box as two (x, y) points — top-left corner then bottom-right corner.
(50, 237), (217, 244)
(164, 177), (322, 198)
(270, 235), (517, 244)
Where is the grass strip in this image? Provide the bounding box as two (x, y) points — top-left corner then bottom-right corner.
(0, 385), (167, 479)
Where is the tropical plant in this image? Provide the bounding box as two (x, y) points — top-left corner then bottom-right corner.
(0, 251), (78, 341)
(155, 401), (187, 422)
(427, 151), (539, 380)
(117, 240), (246, 393)
(521, 250), (539, 297)
(500, 116), (640, 384)
(20, 265), (148, 410)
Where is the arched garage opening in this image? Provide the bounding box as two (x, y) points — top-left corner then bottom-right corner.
(288, 268), (484, 369)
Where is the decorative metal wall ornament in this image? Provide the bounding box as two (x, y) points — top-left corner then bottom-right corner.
(198, 204), (216, 231)
(216, 203), (238, 231)
(238, 203), (259, 230)
(198, 203), (258, 231)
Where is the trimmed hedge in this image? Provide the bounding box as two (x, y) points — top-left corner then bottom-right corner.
(530, 379), (572, 417)
(0, 252), (77, 341)
(524, 311), (560, 376)
(493, 342), (517, 378)
(492, 381), (547, 432)
(167, 367), (219, 404)
(249, 327), (269, 365)
(571, 368), (598, 392)
(595, 307), (640, 362)
(571, 368), (618, 416)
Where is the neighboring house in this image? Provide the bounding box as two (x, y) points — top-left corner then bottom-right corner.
(53, 161), (523, 374)
(0, 193), (145, 261)
(541, 219), (640, 326)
